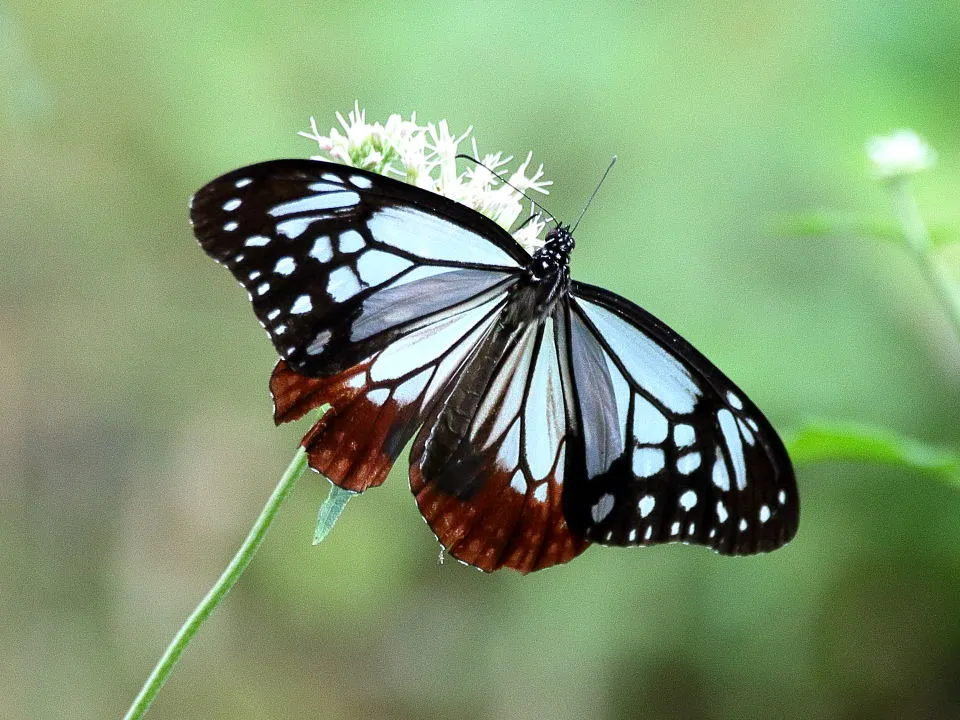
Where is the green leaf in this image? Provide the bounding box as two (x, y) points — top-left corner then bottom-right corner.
(313, 482), (355, 545)
(776, 213), (902, 243)
(928, 224), (960, 248)
(786, 421), (960, 481)
(777, 213), (960, 248)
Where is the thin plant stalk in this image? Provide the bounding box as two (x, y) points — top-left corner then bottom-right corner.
(123, 446), (310, 720)
(887, 176), (960, 342)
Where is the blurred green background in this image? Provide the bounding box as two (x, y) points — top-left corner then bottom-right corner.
(3, 2), (960, 718)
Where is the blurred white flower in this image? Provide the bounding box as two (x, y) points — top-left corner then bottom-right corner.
(299, 103), (553, 251)
(866, 129), (937, 179)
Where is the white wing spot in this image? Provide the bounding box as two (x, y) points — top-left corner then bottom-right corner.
(267, 309), (281, 321)
(718, 409), (747, 490)
(223, 221), (238, 232)
(739, 518), (748, 532)
(712, 456), (730, 492)
(234, 178), (252, 188)
(737, 417), (756, 446)
(274, 257), (296, 275)
(509, 471), (527, 495)
(493, 421), (521, 472)
(367, 388), (390, 406)
(603, 351), (631, 448)
(726, 391), (744, 410)
(306, 329), (332, 355)
(245, 235), (270, 247)
(533, 483), (548, 503)
(687, 522), (696, 535)
(670, 521), (681, 536)
(578, 301), (700, 413)
(480, 327), (535, 445)
(778, 490), (787, 505)
(308, 181), (341, 193)
(716, 501), (729, 524)
(256, 282), (270, 296)
(709, 528), (717, 538)
(290, 294), (313, 314)
(591, 493), (615, 523)
(273, 324), (287, 335)
(222, 198), (242, 212)
(638, 495), (655, 518)
(746, 417), (759, 433)
(677, 452), (701, 475)
(247, 270), (261, 280)
(632, 447), (665, 478)
(760, 505), (771, 523)
(673, 424), (696, 447)
(644, 526), (654, 541)
(356, 249), (413, 287)
(269, 191), (359, 215)
(233, 253), (245, 263)
(350, 174), (373, 189)
(345, 373), (366, 390)
(338, 229), (365, 253)
(679, 489), (698, 511)
(392, 367), (432, 406)
(628, 529), (637, 542)
(368, 206), (519, 267)
(277, 217), (315, 239)
(327, 266), (361, 301)
(632, 394), (669, 444)
(524, 318), (565, 482)
(309, 236), (333, 262)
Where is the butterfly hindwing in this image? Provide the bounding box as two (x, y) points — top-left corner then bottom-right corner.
(269, 279), (510, 492)
(562, 281), (798, 554)
(410, 299), (588, 572)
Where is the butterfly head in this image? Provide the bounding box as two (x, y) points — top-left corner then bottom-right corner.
(545, 225), (575, 255)
(527, 225), (575, 282)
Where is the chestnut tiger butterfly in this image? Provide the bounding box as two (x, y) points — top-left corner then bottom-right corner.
(190, 159), (798, 573)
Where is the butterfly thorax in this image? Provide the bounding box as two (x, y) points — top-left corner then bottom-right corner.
(523, 225), (574, 309)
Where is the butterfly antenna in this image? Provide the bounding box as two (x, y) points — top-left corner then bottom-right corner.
(455, 154), (558, 227)
(571, 155), (617, 233)
(513, 212), (541, 233)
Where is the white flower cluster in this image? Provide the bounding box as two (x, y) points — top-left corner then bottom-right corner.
(866, 129), (937, 179)
(299, 103), (553, 251)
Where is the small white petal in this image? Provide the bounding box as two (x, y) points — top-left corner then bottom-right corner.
(866, 129), (936, 178)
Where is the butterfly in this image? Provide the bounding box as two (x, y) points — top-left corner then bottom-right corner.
(190, 159), (798, 573)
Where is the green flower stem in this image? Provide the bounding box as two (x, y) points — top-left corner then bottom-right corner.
(123, 446), (310, 720)
(887, 177), (960, 342)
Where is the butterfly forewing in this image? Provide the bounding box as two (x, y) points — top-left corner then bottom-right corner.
(191, 159), (530, 493)
(563, 281), (798, 554)
(190, 160), (527, 377)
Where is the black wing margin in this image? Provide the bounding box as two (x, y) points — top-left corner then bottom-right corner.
(561, 281), (798, 555)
